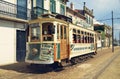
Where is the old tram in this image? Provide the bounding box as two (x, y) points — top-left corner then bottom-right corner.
(25, 15), (97, 66)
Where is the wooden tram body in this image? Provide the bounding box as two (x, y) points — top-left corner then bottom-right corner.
(25, 17), (97, 65)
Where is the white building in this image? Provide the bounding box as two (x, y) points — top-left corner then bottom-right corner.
(66, 3), (86, 27)
(0, 0), (28, 65)
(66, 2), (94, 30)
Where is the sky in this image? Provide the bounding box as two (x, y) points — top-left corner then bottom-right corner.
(67, 0), (120, 40)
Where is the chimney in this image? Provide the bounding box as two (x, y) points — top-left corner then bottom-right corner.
(70, 2), (74, 10)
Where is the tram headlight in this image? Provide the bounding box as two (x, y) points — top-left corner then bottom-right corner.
(32, 48), (38, 55)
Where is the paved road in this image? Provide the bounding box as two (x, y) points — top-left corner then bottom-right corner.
(81, 47), (120, 79)
(0, 46), (120, 79)
(97, 49), (120, 79)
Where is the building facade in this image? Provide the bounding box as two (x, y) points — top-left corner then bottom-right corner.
(0, 0), (29, 65)
(75, 2), (94, 30)
(66, 2), (94, 30)
(94, 24), (112, 47)
(66, 3), (86, 27)
(31, 0), (68, 19)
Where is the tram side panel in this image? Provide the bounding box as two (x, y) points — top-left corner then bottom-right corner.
(68, 24), (96, 59)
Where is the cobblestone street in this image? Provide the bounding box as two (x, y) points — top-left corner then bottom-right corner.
(0, 46), (120, 79)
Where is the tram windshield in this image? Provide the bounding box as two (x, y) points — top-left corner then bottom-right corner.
(42, 22), (55, 41)
(30, 23), (40, 42)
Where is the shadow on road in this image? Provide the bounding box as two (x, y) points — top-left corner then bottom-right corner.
(0, 62), (64, 74)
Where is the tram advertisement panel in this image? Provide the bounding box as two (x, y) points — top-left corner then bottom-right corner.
(70, 44), (95, 57)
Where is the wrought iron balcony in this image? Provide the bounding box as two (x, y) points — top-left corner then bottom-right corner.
(0, 0), (31, 20)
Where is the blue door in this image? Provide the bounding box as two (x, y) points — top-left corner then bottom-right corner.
(16, 30), (26, 62)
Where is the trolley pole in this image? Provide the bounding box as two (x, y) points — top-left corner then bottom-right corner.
(112, 11), (114, 52)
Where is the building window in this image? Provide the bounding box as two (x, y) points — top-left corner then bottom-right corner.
(50, 0), (56, 13)
(17, 0), (27, 19)
(36, 0), (44, 15)
(60, 4), (65, 15)
(36, 0), (43, 8)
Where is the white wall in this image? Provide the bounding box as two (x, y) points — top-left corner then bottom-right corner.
(0, 27), (16, 65)
(3, 0), (16, 4)
(0, 20), (26, 65)
(44, 0), (50, 11)
(56, 0), (60, 14)
(97, 40), (102, 48)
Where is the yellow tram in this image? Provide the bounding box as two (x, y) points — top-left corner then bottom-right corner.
(25, 14), (97, 66)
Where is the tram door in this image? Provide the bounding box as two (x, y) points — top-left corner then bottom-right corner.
(60, 25), (69, 59)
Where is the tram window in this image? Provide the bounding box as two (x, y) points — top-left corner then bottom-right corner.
(73, 34), (77, 43)
(48, 25), (55, 34)
(60, 26), (63, 39)
(57, 24), (59, 39)
(82, 36), (84, 43)
(64, 26), (67, 39)
(78, 35), (81, 43)
(31, 26), (40, 41)
(73, 29), (76, 33)
(78, 30), (80, 34)
(90, 33), (91, 36)
(42, 23), (54, 41)
(88, 36), (90, 43)
(81, 31), (84, 34)
(92, 38), (94, 43)
(90, 37), (94, 43)
(90, 37), (92, 43)
(85, 36), (87, 43)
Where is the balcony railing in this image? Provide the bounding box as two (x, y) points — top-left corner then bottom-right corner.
(0, 0), (31, 20)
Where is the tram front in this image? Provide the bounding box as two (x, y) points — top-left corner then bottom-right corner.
(25, 20), (56, 64)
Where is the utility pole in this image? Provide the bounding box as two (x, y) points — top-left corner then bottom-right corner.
(119, 31), (120, 46)
(112, 11), (114, 52)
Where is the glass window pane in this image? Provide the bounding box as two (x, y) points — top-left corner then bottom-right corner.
(60, 26), (63, 39)
(60, 4), (65, 15)
(50, 0), (56, 13)
(17, 0), (27, 19)
(42, 23), (54, 41)
(36, 0), (43, 8)
(57, 24), (59, 39)
(64, 26), (66, 39)
(31, 27), (40, 41)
